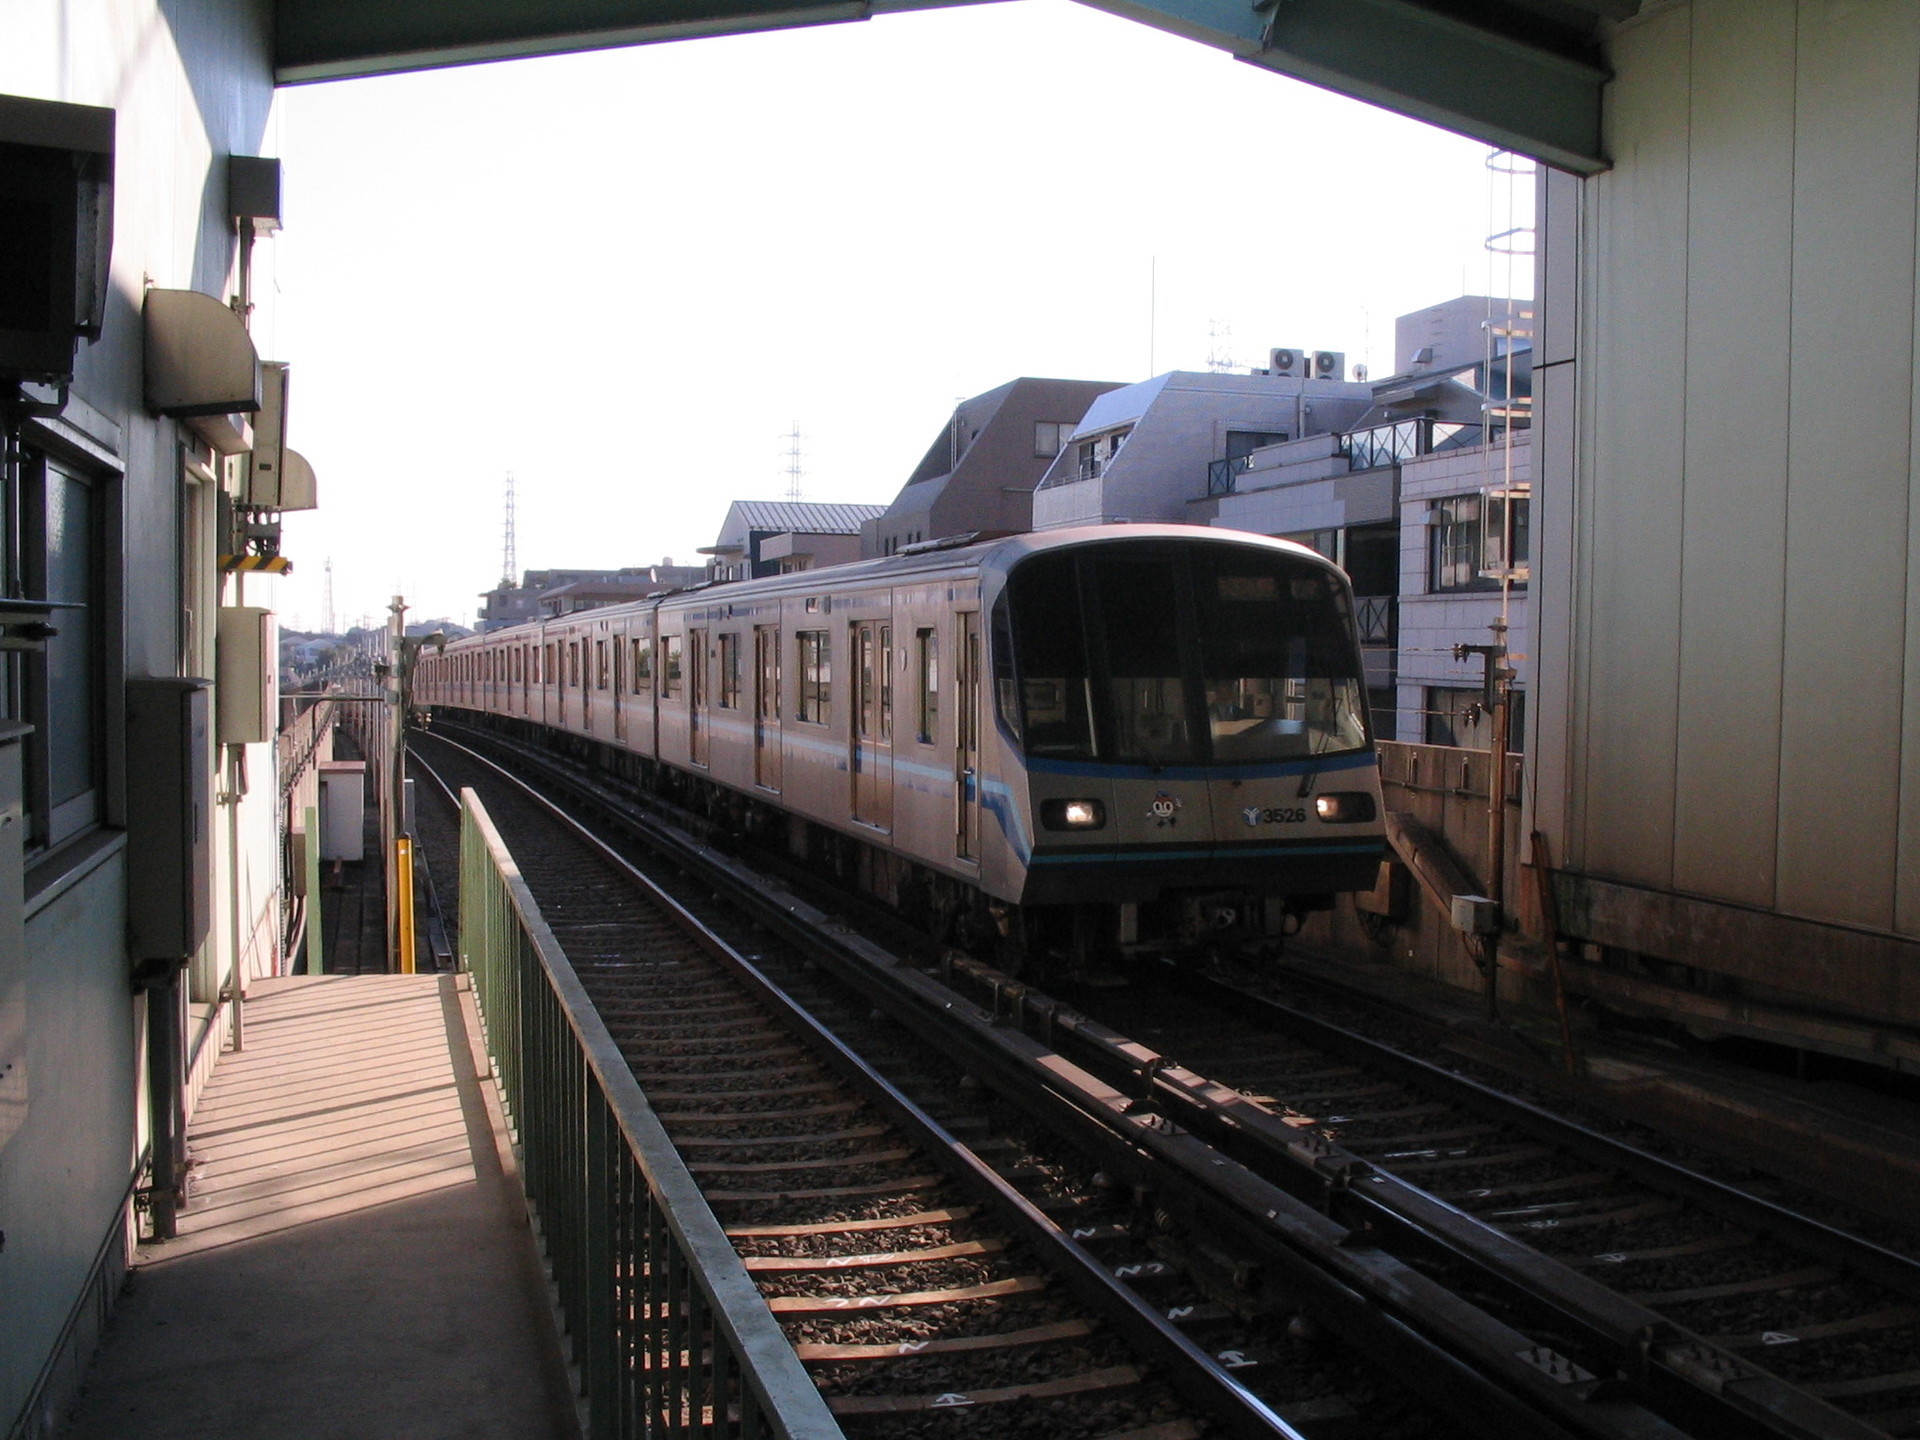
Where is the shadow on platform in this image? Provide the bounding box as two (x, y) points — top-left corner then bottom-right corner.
(60, 975), (577, 1440)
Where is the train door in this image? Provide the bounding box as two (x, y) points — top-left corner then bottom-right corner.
(851, 620), (892, 830)
(754, 624), (781, 791)
(956, 611), (980, 861)
(612, 631), (626, 743)
(689, 626), (710, 767)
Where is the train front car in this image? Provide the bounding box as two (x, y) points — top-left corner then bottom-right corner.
(984, 528), (1385, 964)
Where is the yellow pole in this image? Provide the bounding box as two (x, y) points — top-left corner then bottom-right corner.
(395, 836), (416, 975)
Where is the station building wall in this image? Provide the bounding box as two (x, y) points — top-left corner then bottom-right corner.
(1532, 0), (1920, 952)
(0, 4), (276, 1435)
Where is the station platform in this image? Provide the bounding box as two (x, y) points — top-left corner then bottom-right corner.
(59, 974), (578, 1440)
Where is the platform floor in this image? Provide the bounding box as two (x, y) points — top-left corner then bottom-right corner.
(60, 974), (578, 1440)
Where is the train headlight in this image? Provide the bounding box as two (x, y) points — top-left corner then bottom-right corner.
(1314, 792), (1376, 824)
(1041, 798), (1106, 830)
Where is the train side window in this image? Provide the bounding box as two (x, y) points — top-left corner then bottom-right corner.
(916, 628), (939, 744)
(878, 625), (891, 740)
(1002, 554), (1097, 759)
(718, 633), (741, 708)
(631, 638), (651, 690)
(796, 630), (830, 724)
(662, 634), (683, 698)
(990, 599), (1020, 745)
(568, 642), (581, 688)
(596, 639), (609, 690)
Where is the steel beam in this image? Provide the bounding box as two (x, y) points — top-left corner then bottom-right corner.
(273, 0), (991, 83)
(1074, 0), (1612, 172)
(275, 0), (1617, 170)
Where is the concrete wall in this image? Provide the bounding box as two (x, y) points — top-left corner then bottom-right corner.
(1532, 0), (1920, 945)
(0, 5), (276, 1435)
(1032, 373), (1371, 530)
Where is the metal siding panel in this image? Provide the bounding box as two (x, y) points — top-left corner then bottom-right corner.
(1776, 0), (1918, 929)
(1537, 168), (1581, 369)
(1671, 0), (1795, 908)
(1577, 8), (1690, 888)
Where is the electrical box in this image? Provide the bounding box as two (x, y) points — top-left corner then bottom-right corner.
(227, 155), (282, 235)
(245, 361), (290, 507)
(126, 679), (213, 960)
(319, 760), (366, 862)
(217, 606), (278, 744)
(1450, 893), (1501, 935)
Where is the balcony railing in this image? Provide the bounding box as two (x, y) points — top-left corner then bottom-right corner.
(1342, 419), (1484, 472)
(1355, 593), (1397, 647)
(1206, 454), (1250, 496)
(459, 791), (840, 1440)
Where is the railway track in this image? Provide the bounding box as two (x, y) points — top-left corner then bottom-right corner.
(411, 734), (1472, 1438)
(413, 720), (1915, 1440)
(1070, 969), (1920, 1440)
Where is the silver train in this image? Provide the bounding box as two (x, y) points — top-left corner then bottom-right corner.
(416, 525), (1387, 968)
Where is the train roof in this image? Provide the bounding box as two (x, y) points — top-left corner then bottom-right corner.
(445, 525), (1339, 648)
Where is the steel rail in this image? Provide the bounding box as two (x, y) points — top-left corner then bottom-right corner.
(1186, 967), (1920, 1306)
(453, 783), (841, 1440)
(927, 956), (1899, 1440)
(412, 733), (1313, 1440)
(415, 725), (1697, 1440)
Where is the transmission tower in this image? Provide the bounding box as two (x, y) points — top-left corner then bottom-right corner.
(1206, 318), (1235, 373)
(781, 424), (804, 503)
(322, 558), (336, 635)
(501, 471), (518, 587)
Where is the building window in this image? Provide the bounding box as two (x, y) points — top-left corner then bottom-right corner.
(1425, 686), (1526, 753)
(1282, 529), (1340, 563)
(916, 627), (938, 744)
(631, 638), (651, 689)
(662, 634), (683, 698)
(796, 630), (830, 724)
(1429, 491), (1529, 593)
(1034, 421), (1076, 457)
(10, 450), (105, 850)
(717, 633), (741, 708)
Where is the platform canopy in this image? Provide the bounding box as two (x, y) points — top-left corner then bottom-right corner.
(273, 0), (1637, 173)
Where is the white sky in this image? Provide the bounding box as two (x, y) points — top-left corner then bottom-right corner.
(264, 0), (1529, 633)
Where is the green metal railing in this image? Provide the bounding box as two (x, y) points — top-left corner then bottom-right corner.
(458, 788), (842, 1440)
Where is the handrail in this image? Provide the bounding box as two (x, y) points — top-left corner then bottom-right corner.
(458, 789), (842, 1440)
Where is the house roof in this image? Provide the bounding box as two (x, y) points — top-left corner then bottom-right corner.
(726, 500), (887, 535)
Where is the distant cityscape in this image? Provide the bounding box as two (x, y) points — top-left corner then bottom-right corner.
(441, 293), (1532, 749)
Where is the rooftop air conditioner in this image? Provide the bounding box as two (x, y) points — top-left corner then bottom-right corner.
(1312, 350), (1345, 380)
(1269, 347), (1304, 376)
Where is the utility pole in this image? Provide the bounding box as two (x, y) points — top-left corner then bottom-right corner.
(322, 558), (335, 635)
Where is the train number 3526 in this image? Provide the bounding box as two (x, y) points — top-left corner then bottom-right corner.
(1241, 806), (1307, 827)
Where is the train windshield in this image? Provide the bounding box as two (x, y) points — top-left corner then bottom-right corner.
(999, 543), (1368, 765)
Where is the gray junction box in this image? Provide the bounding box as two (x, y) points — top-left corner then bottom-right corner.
(125, 678), (212, 961)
